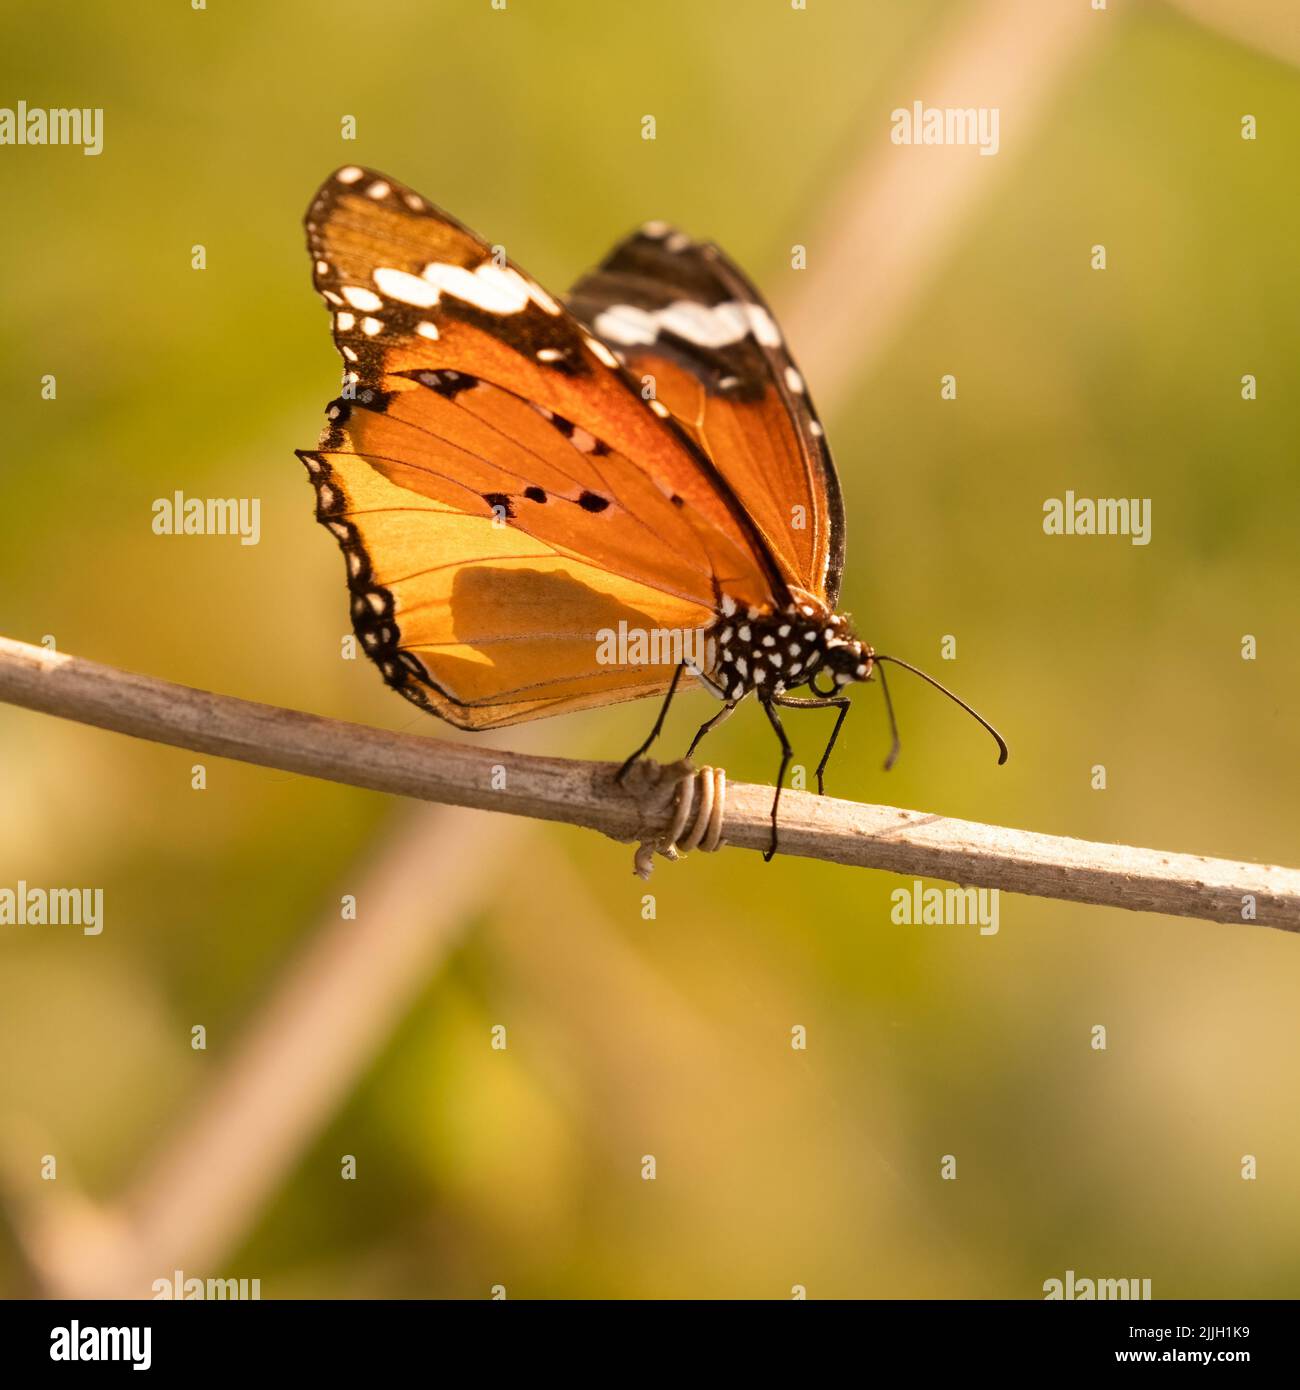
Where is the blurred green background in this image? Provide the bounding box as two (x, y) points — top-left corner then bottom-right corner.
(1, 0), (1298, 1298)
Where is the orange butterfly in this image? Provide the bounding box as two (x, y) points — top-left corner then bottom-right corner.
(297, 166), (1006, 857)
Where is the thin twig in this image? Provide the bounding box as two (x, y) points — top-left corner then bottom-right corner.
(2, 636), (1296, 932)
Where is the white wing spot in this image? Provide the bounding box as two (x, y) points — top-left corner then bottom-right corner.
(374, 266), (441, 308)
(335, 311), (355, 331)
(360, 317), (383, 335)
(315, 259), (329, 276)
(785, 365), (805, 394)
(592, 304), (658, 346)
(529, 283), (562, 315)
(592, 298), (773, 352)
(659, 299), (748, 348)
(585, 336), (620, 369)
(416, 320), (440, 340)
(342, 285), (383, 312)
(745, 304), (782, 348)
(366, 180), (390, 200)
(420, 261), (535, 314)
(336, 166), (364, 184)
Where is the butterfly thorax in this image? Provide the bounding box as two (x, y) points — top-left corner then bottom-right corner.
(704, 596), (873, 703)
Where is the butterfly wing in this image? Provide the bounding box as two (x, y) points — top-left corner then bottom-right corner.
(566, 225), (845, 608)
(298, 167), (789, 728)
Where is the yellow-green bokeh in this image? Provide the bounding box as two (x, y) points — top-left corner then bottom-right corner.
(1, 0), (1297, 1298)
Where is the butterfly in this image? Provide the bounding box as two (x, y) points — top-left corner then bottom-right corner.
(297, 166), (1007, 859)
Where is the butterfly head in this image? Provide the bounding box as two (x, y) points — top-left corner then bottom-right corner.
(808, 611), (875, 695)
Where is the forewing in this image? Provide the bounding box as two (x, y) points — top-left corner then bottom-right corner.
(298, 166), (784, 726)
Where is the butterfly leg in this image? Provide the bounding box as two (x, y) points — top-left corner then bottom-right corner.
(760, 698), (794, 862)
(772, 693), (852, 794)
(616, 664), (685, 784)
(684, 700), (738, 761)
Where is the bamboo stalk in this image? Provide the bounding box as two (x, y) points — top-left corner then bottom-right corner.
(2, 636), (1295, 932)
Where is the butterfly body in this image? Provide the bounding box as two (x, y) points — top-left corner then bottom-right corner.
(298, 166), (1004, 855)
(702, 598), (871, 703)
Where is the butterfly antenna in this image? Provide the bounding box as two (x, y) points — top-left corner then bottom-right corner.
(872, 655), (1009, 766)
(875, 657), (903, 772)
